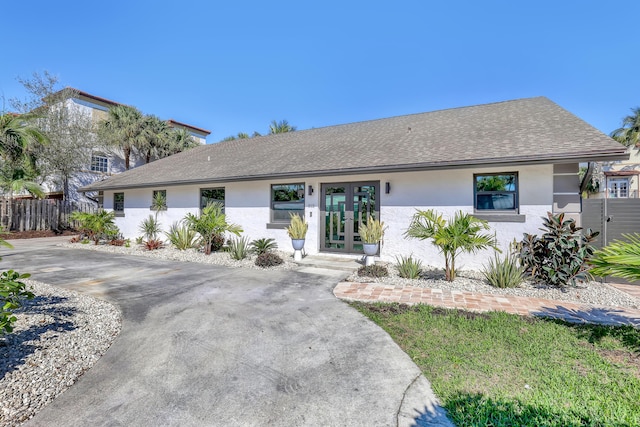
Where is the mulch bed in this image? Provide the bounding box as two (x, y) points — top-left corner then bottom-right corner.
(2, 229), (78, 240)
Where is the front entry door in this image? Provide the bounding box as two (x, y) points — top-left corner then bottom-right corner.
(321, 182), (380, 253)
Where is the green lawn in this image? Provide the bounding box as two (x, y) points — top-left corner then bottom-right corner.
(352, 302), (640, 427)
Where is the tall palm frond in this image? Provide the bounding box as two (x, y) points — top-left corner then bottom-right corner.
(610, 107), (640, 147)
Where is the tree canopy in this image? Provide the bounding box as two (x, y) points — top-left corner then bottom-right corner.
(611, 107), (640, 147)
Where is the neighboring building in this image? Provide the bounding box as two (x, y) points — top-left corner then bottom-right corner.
(42, 89), (211, 202)
(586, 146), (640, 199)
(80, 97), (627, 268)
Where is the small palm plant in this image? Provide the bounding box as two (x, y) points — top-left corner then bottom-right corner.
(589, 233), (640, 281)
(250, 238), (278, 255)
(404, 209), (498, 281)
(184, 202), (243, 255)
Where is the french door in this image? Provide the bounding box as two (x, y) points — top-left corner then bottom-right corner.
(320, 182), (379, 253)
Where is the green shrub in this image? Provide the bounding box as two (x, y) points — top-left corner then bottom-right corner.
(228, 236), (251, 260)
(255, 252), (284, 267)
(482, 252), (524, 288)
(250, 238), (278, 255)
(70, 210), (119, 245)
(165, 222), (198, 250)
(590, 233), (640, 281)
(396, 255), (423, 279)
(0, 270), (34, 335)
(357, 264), (389, 278)
(517, 212), (597, 287)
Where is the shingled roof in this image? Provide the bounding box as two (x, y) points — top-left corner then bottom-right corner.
(80, 97), (628, 192)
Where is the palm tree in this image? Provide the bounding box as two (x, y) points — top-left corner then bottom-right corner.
(268, 119), (296, 134)
(165, 128), (200, 155)
(139, 115), (170, 163)
(184, 202), (243, 255)
(98, 105), (144, 169)
(0, 113), (48, 229)
(404, 209), (498, 281)
(611, 107), (640, 147)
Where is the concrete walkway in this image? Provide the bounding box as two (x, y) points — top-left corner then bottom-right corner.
(334, 282), (640, 327)
(2, 240), (453, 427)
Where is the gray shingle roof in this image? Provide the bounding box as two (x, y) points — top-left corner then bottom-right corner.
(80, 97), (628, 192)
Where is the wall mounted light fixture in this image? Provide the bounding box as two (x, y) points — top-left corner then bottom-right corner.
(308, 185), (314, 196)
(385, 182), (391, 194)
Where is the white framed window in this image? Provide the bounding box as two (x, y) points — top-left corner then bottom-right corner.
(474, 173), (518, 212)
(91, 155), (108, 173)
(608, 178), (629, 198)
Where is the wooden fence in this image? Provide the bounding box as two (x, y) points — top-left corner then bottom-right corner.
(0, 199), (97, 232)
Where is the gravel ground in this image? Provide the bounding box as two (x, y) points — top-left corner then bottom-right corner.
(346, 265), (640, 309)
(60, 242), (297, 270)
(0, 280), (121, 427)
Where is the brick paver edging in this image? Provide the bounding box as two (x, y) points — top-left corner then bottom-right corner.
(334, 282), (640, 328)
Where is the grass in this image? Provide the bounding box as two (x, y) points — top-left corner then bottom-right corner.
(352, 302), (640, 427)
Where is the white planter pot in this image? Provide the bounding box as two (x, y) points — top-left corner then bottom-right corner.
(362, 243), (379, 256)
(291, 239), (305, 250)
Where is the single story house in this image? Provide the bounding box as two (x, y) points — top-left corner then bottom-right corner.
(80, 97), (628, 269)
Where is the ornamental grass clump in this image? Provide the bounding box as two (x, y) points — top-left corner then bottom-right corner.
(286, 213), (308, 240)
(517, 212), (597, 287)
(359, 216), (386, 244)
(482, 252), (524, 288)
(589, 233), (640, 281)
(396, 255), (423, 279)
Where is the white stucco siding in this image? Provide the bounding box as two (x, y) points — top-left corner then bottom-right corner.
(105, 163), (554, 270)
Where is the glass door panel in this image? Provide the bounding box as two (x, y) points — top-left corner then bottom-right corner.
(321, 182), (379, 253)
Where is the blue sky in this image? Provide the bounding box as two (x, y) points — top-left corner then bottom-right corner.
(1, 1), (638, 142)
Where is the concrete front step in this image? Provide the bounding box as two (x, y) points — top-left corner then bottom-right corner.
(295, 255), (364, 272)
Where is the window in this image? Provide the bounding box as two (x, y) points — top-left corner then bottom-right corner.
(91, 155), (108, 173)
(608, 178), (629, 198)
(114, 192), (124, 213)
(200, 188), (225, 211)
(152, 190), (167, 209)
(271, 183), (304, 222)
(474, 173), (518, 212)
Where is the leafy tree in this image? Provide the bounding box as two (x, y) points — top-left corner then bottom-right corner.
(269, 119), (296, 134)
(98, 105), (144, 170)
(11, 73), (96, 200)
(184, 202), (242, 255)
(611, 107), (640, 147)
(404, 209), (498, 281)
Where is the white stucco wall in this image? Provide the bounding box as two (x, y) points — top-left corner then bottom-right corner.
(104, 164), (555, 270)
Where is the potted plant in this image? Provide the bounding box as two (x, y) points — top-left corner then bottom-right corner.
(359, 216), (386, 266)
(286, 213), (308, 261)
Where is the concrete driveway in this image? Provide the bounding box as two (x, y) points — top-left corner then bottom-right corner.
(5, 239), (451, 426)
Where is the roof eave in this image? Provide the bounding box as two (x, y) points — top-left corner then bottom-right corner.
(79, 150), (629, 193)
